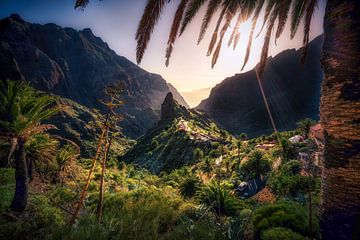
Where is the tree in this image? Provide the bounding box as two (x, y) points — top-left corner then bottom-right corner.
(76, 0), (360, 238)
(296, 118), (316, 138)
(241, 150), (271, 178)
(0, 80), (58, 212)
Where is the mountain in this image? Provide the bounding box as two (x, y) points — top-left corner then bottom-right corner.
(197, 35), (323, 137)
(121, 92), (232, 174)
(0, 14), (189, 138)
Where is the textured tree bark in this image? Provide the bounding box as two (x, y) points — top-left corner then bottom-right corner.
(10, 137), (29, 212)
(320, 1), (360, 239)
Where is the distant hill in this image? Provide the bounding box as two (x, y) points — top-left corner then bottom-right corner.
(197, 35), (323, 137)
(181, 87), (212, 108)
(121, 92), (232, 174)
(0, 14), (189, 138)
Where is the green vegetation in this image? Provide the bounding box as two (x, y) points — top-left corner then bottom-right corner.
(0, 80), (321, 239)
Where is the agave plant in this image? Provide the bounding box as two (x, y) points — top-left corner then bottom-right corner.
(25, 133), (59, 181)
(196, 180), (241, 218)
(0, 80), (59, 212)
(179, 175), (201, 199)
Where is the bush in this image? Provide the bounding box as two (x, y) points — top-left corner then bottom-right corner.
(0, 168), (14, 212)
(253, 201), (317, 238)
(261, 227), (306, 240)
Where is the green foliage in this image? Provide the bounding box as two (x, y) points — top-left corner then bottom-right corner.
(179, 175), (201, 199)
(0, 168), (15, 212)
(297, 118), (316, 138)
(241, 150), (271, 179)
(56, 144), (77, 168)
(196, 181), (245, 217)
(0, 195), (65, 240)
(0, 80), (58, 136)
(261, 227), (306, 240)
(253, 201), (315, 238)
(269, 160), (319, 198)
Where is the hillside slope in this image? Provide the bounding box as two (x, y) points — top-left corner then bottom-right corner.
(0, 14), (189, 138)
(197, 35), (323, 137)
(122, 92), (231, 174)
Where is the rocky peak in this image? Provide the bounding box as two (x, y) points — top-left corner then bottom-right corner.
(161, 92), (189, 121)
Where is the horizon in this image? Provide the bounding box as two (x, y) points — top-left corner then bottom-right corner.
(0, 0), (325, 107)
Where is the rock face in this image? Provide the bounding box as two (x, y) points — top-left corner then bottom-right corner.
(0, 14), (189, 138)
(160, 92), (189, 121)
(197, 35), (323, 137)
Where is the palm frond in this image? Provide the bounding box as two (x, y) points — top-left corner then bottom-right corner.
(74, 0), (89, 9)
(258, 10), (278, 77)
(211, 4), (237, 68)
(275, 0), (292, 44)
(256, 0), (276, 38)
(165, 0), (189, 66)
(290, 0), (309, 39)
(136, 0), (168, 64)
(301, 0), (317, 65)
(198, 0), (222, 44)
(241, 0), (264, 70)
(207, 6), (226, 56)
(228, 12), (242, 48)
(180, 0), (207, 35)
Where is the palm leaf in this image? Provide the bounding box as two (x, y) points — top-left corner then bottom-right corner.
(74, 0), (89, 9)
(228, 12), (242, 48)
(136, 0), (168, 64)
(290, 0), (309, 39)
(301, 0), (317, 65)
(198, 0), (222, 44)
(275, 0), (292, 44)
(180, 0), (207, 35)
(241, 0), (264, 70)
(207, 6), (226, 56)
(165, 0), (189, 66)
(256, 0), (276, 38)
(258, 10), (278, 77)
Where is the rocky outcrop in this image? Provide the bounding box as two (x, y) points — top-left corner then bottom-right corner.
(160, 92), (189, 121)
(197, 35), (323, 137)
(0, 14), (188, 138)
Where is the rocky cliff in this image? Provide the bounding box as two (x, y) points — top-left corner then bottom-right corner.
(197, 35), (323, 137)
(0, 14), (189, 138)
(122, 92), (230, 174)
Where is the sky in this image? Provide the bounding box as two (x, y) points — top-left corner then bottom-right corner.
(0, 0), (326, 106)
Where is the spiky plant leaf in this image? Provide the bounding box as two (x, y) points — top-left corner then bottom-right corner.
(136, 0), (168, 64)
(165, 0), (189, 66)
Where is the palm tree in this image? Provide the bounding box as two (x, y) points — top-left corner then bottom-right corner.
(0, 80), (58, 212)
(241, 150), (271, 178)
(76, 0), (360, 238)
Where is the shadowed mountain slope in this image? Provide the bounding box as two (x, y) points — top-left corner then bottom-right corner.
(197, 35), (323, 137)
(0, 14), (189, 138)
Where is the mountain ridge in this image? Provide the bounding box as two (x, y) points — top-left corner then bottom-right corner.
(196, 35), (323, 137)
(0, 14), (189, 138)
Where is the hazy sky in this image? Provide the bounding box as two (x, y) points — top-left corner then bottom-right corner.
(0, 0), (326, 105)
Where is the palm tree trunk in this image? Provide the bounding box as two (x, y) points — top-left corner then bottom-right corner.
(10, 137), (29, 212)
(320, 1), (360, 239)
